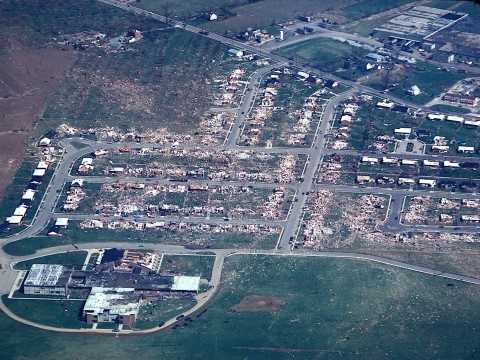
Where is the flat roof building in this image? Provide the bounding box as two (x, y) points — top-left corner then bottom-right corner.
(83, 287), (141, 326)
(33, 169), (46, 177)
(55, 217), (69, 227)
(23, 264), (71, 297)
(22, 189), (35, 201)
(6, 215), (23, 224)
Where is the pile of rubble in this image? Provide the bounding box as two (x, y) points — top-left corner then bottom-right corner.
(343, 194), (386, 233)
(302, 190), (335, 249)
(403, 196), (432, 224)
(287, 92), (323, 145)
(213, 68), (247, 107)
(79, 219), (278, 239)
(62, 180), (86, 211)
(260, 188), (287, 219)
(276, 154), (297, 184)
(242, 85), (277, 145)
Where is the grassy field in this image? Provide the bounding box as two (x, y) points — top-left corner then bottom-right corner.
(429, 104), (471, 114)
(275, 38), (369, 80)
(342, 0), (414, 20)
(2, 254), (480, 359)
(390, 63), (465, 105)
(205, 0), (356, 33)
(136, 298), (197, 329)
(136, 0), (249, 19)
(13, 251), (88, 270)
(2, 295), (86, 329)
(0, 0), (160, 44)
(160, 254), (215, 280)
(364, 62), (466, 105)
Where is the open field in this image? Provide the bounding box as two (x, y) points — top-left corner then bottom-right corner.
(2, 295), (86, 329)
(364, 249), (480, 278)
(366, 62), (466, 105)
(13, 251), (88, 270)
(41, 29), (239, 134)
(136, 298), (197, 330)
(342, 0), (414, 20)
(160, 254), (215, 280)
(3, 255), (480, 359)
(1, 0), (249, 136)
(275, 38), (370, 81)
(204, 0), (356, 33)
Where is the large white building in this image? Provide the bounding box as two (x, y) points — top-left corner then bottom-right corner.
(23, 264), (71, 296)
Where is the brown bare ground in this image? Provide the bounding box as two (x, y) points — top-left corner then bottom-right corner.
(0, 39), (75, 199)
(231, 295), (284, 313)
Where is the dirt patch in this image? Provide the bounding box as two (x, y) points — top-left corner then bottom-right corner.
(0, 39), (75, 199)
(231, 295), (285, 313)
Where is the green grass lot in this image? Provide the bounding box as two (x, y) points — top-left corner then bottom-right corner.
(429, 104), (471, 114)
(160, 254), (215, 280)
(3, 254), (480, 359)
(136, 0), (250, 19)
(2, 295), (86, 329)
(13, 251), (88, 270)
(0, 0), (160, 44)
(138, 0), (357, 33)
(3, 222), (279, 256)
(342, 0), (414, 20)
(205, 0), (355, 33)
(275, 38), (369, 81)
(425, 0), (459, 9)
(135, 298), (196, 330)
(369, 63), (466, 105)
(346, 102), (419, 151)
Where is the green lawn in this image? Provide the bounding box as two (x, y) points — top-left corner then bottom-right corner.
(342, 0), (414, 20)
(135, 298), (196, 330)
(160, 254), (215, 280)
(275, 38), (369, 80)
(13, 251), (88, 270)
(2, 254), (480, 359)
(429, 104), (471, 114)
(2, 296), (86, 329)
(390, 63), (465, 105)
